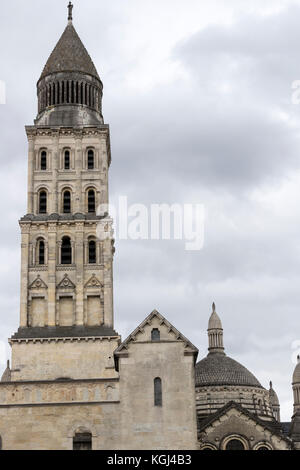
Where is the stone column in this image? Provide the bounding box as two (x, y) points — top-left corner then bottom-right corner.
(74, 132), (82, 213)
(52, 132), (59, 214)
(47, 223), (57, 326)
(75, 222), (84, 325)
(27, 135), (35, 214)
(19, 224), (30, 327)
(102, 219), (114, 328)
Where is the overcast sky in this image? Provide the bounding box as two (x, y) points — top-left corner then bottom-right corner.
(1, 0), (300, 421)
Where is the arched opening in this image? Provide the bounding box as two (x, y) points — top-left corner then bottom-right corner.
(87, 150), (95, 170)
(154, 377), (162, 406)
(61, 237), (72, 265)
(64, 150), (70, 170)
(39, 190), (47, 214)
(88, 240), (97, 264)
(63, 190), (71, 214)
(257, 446), (270, 451)
(73, 432), (92, 451)
(40, 151), (47, 171)
(151, 328), (160, 341)
(38, 239), (45, 265)
(225, 439), (245, 451)
(88, 189), (96, 213)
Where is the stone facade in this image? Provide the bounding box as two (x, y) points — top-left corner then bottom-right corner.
(0, 4), (299, 451)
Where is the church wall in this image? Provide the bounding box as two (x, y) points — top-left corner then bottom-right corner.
(10, 338), (119, 381)
(117, 320), (198, 450)
(0, 402), (121, 450)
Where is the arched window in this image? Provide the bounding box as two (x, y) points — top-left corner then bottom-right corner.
(63, 190), (71, 213)
(225, 439), (245, 451)
(88, 150), (95, 169)
(73, 432), (92, 451)
(257, 446), (270, 451)
(151, 328), (160, 341)
(38, 239), (45, 265)
(154, 377), (162, 406)
(61, 237), (72, 265)
(39, 190), (47, 214)
(40, 151), (47, 171)
(88, 240), (96, 264)
(64, 150), (70, 170)
(88, 189), (96, 213)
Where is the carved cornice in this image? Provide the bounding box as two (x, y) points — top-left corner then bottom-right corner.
(25, 126), (110, 139)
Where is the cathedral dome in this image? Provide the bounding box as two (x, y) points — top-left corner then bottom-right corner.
(293, 357), (300, 384)
(195, 352), (263, 388)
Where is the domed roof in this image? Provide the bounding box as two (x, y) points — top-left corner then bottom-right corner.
(195, 352), (263, 388)
(293, 358), (300, 384)
(39, 22), (100, 82)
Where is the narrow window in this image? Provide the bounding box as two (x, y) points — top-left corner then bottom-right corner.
(64, 150), (70, 170)
(88, 240), (96, 264)
(73, 432), (92, 451)
(38, 240), (45, 265)
(61, 237), (72, 265)
(154, 377), (162, 406)
(88, 150), (95, 169)
(88, 190), (96, 213)
(63, 191), (71, 214)
(41, 151), (47, 171)
(151, 328), (160, 341)
(39, 191), (47, 214)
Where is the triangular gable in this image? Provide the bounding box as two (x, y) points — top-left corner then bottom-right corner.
(57, 274), (76, 290)
(114, 310), (198, 370)
(84, 274), (103, 288)
(198, 401), (291, 444)
(29, 275), (48, 290)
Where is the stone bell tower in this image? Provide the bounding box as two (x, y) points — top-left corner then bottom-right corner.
(9, 3), (119, 382)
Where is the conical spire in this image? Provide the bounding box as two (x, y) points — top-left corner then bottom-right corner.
(207, 303), (225, 354)
(39, 21), (100, 82)
(35, 4), (103, 126)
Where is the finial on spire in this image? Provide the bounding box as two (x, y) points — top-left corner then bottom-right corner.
(68, 2), (73, 22)
(212, 302), (216, 313)
(270, 381), (273, 389)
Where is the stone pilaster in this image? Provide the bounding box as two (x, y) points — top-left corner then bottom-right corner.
(19, 224), (30, 327)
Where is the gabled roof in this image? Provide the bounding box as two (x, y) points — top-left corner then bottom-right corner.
(114, 310), (198, 370)
(198, 401), (291, 444)
(39, 23), (100, 82)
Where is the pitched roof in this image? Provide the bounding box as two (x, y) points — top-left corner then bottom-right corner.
(114, 310), (198, 370)
(198, 401), (291, 444)
(39, 23), (100, 82)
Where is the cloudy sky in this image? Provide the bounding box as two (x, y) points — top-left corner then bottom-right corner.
(1, 0), (300, 421)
